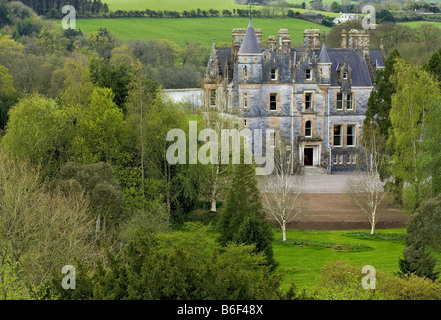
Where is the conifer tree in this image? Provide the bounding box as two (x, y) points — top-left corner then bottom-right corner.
(217, 158), (276, 269)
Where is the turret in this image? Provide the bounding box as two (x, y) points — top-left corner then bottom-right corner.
(237, 20), (263, 84)
(317, 44), (331, 84)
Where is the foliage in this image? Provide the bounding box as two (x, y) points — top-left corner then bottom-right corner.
(0, 65), (18, 130)
(56, 161), (126, 236)
(71, 87), (129, 165)
(0, 257), (32, 300)
(119, 201), (170, 243)
(387, 58), (441, 211)
(0, 151), (100, 293)
(425, 46), (441, 84)
(406, 195), (441, 251)
(313, 260), (441, 300)
(1, 93), (78, 177)
(55, 223), (283, 300)
(398, 241), (439, 281)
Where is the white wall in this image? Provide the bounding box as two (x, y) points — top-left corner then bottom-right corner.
(163, 89), (204, 108)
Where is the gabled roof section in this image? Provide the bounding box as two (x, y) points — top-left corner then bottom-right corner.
(318, 44), (331, 64)
(238, 21), (261, 55)
(293, 48), (373, 86)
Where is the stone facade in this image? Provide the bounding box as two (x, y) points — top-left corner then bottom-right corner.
(204, 22), (385, 173)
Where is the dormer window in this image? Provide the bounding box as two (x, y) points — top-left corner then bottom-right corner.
(343, 72), (348, 80)
(305, 69), (312, 81)
(271, 68), (278, 81)
(209, 89), (216, 107)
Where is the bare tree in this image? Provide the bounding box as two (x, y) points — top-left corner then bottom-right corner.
(0, 151), (100, 290)
(346, 124), (388, 235)
(200, 109), (234, 212)
(261, 145), (305, 242)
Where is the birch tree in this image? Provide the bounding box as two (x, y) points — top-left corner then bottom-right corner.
(200, 109), (234, 212)
(261, 146), (305, 242)
(346, 124), (388, 235)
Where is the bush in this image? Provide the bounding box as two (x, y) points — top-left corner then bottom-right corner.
(313, 261), (441, 300)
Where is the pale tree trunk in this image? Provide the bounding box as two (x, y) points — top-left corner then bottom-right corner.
(211, 199), (217, 213)
(282, 223), (287, 242)
(210, 165), (219, 212)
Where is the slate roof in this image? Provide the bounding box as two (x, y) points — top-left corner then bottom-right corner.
(238, 21), (262, 55)
(293, 48), (375, 87)
(213, 45), (383, 87)
(369, 49), (385, 68)
(318, 44), (331, 64)
(217, 48), (232, 77)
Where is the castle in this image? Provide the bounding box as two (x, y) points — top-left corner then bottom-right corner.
(204, 21), (385, 173)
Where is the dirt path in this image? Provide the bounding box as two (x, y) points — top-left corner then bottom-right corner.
(259, 172), (408, 230)
(276, 193), (408, 230)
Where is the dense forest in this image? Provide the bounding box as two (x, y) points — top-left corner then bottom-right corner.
(1, 0), (441, 300)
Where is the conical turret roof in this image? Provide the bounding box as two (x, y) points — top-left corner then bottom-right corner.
(238, 21), (261, 55)
(318, 44), (331, 63)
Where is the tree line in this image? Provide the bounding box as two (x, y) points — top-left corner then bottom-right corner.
(10, 0), (109, 17)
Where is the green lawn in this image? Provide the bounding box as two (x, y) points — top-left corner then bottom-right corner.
(76, 17), (330, 47)
(104, 0), (340, 16)
(398, 20), (441, 28)
(273, 228), (407, 292)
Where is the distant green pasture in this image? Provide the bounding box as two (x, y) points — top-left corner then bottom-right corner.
(75, 17), (331, 46)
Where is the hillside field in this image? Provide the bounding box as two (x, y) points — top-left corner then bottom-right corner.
(104, 0), (338, 12)
(75, 17), (331, 47)
(398, 20), (441, 28)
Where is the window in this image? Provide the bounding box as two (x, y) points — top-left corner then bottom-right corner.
(333, 154), (338, 165)
(243, 66), (248, 80)
(243, 119), (247, 127)
(333, 124), (342, 147)
(347, 154), (351, 165)
(305, 68), (312, 81)
(305, 93), (312, 110)
(269, 93), (277, 111)
(347, 93), (353, 110)
(336, 92), (343, 110)
(343, 71), (348, 80)
(339, 154), (343, 165)
(271, 68), (278, 81)
(270, 131), (276, 147)
(347, 125), (356, 147)
(319, 68), (323, 78)
(352, 154), (357, 165)
(305, 120), (312, 137)
(243, 92), (248, 109)
(209, 89), (216, 106)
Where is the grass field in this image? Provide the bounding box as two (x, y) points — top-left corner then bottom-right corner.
(273, 228), (407, 291)
(105, 0), (246, 11)
(398, 20), (441, 28)
(104, 0), (339, 12)
(76, 17), (331, 46)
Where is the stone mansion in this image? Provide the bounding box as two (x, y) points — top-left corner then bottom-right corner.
(203, 21), (385, 173)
